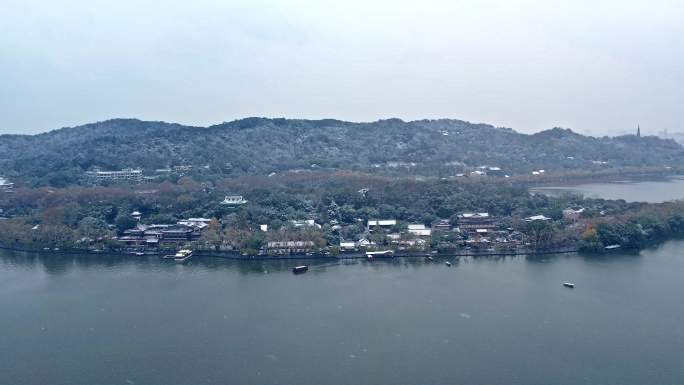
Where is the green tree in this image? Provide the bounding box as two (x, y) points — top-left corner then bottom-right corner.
(78, 216), (108, 238)
(115, 214), (137, 233)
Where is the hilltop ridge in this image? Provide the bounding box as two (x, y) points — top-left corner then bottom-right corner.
(0, 117), (680, 186)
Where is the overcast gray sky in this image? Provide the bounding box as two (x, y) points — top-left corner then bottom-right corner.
(1, 0), (682, 135)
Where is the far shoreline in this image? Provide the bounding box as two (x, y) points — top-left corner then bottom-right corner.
(0, 243), (632, 261)
(526, 171), (684, 190)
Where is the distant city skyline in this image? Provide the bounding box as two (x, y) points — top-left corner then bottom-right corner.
(2, 0), (682, 136)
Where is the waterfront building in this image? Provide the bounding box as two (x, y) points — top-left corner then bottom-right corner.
(160, 225), (195, 240)
(458, 213), (496, 234)
(266, 241), (316, 254)
(117, 223), (204, 250)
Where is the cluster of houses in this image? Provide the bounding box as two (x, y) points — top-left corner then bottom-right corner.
(113, 203), (587, 255)
(452, 166), (509, 178)
(335, 213), (514, 252)
(336, 208), (587, 254)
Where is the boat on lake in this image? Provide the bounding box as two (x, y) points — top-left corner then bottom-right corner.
(173, 249), (193, 263)
(292, 265), (308, 274)
(365, 250), (394, 259)
(563, 282), (575, 288)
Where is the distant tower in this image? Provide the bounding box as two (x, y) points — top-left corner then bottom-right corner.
(637, 125), (641, 138)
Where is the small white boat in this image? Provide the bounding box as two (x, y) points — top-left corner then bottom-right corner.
(365, 250), (394, 258)
(292, 265), (308, 274)
(174, 249), (193, 263)
(563, 282), (575, 288)
(445, 261), (451, 267)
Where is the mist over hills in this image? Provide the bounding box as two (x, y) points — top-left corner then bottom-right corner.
(0, 117), (681, 186)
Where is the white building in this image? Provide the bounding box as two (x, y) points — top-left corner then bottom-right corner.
(562, 208), (585, 221)
(0, 177), (14, 191)
(173, 165), (192, 172)
(291, 219), (321, 229)
(221, 195), (247, 205)
(357, 238), (376, 248)
(178, 218), (213, 230)
(407, 224), (432, 237)
(86, 168), (143, 182)
(367, 219), (397, 230)
(339, 241), (356, 250)
(525, 215), (552, 222)
(387, 233), (401, 241)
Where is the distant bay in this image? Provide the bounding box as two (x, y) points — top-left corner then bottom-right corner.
(530, 175), (684, 203)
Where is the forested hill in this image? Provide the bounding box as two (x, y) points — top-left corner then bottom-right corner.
(1, 117), (682, 186)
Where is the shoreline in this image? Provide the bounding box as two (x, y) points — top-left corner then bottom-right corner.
(0, 243), (582, 260)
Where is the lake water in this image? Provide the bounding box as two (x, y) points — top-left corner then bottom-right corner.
(2, 244), (684, 385)
(531, 175), (684, 203)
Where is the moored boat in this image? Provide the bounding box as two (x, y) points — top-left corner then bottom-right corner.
(365, 250), (394, 258)
(174, 249), (193, 263)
